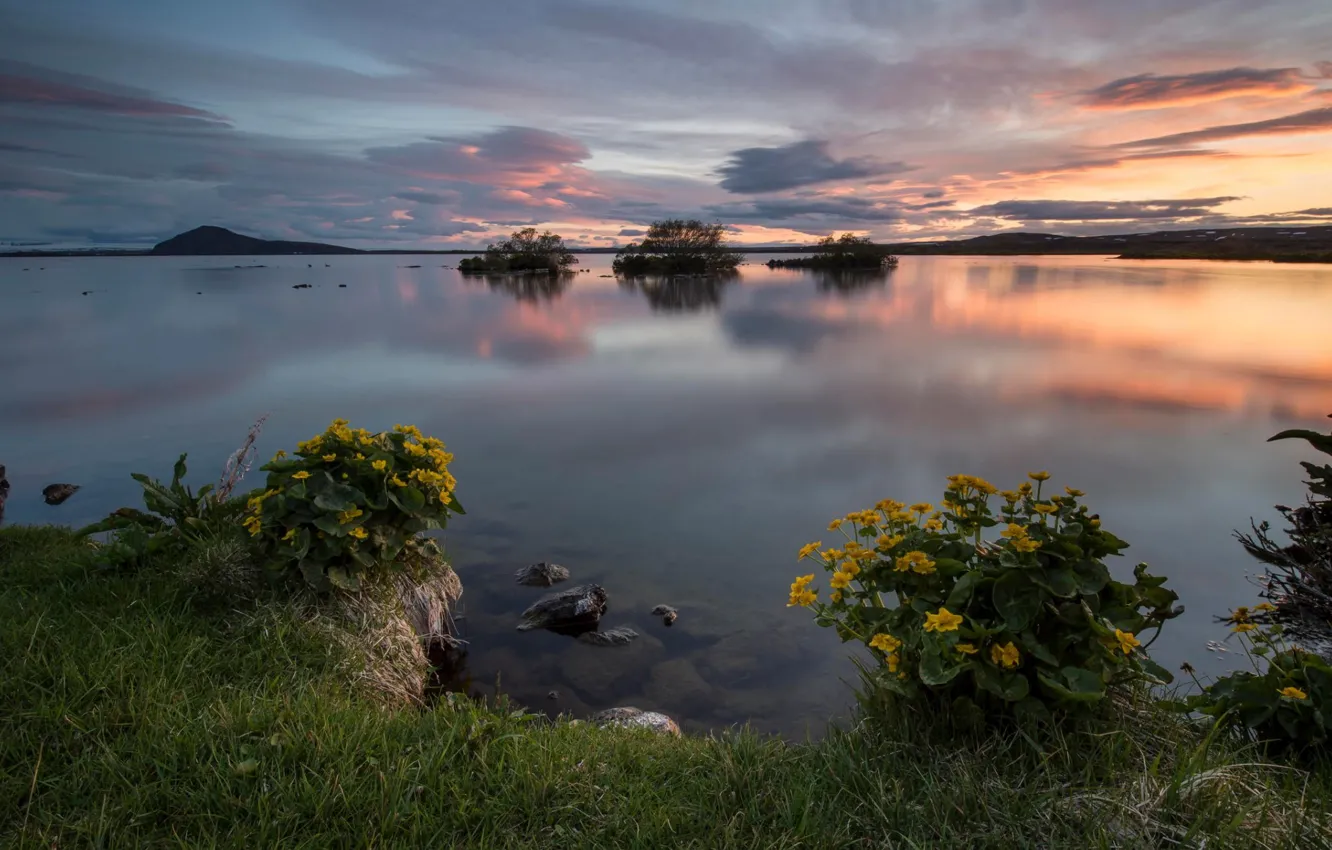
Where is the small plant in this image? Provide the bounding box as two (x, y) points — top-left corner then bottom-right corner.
(247, 420), (463, 592)
(1182, 607), (1332, 751)
(766, 233), (899, 270)
(78, 454), (241, 567)
(790, 473), (1181, 722)
(458, 227), (577, 274)
(613, 219), (742, 276)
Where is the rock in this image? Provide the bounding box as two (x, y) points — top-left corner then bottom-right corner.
(0, 464), (9, 526)
(517, 583), (607, 633)
(547, 690), (560, 701)
(590, 707), (680, 736)
(42, 483), (80, 506)
(292, 283), (312, 289)
(644, 658), (713, 713)
(577, 626), (639, 647)
(338, 284), (347, 288)
(514, 562), (571, 587)
(699, 627), (808, 686)
(650, 604), (678, 626)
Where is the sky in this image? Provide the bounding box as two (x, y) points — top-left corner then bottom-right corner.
(2, 0), (1332, 249)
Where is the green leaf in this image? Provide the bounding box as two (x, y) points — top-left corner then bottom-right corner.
(1014, 697), (1051, 726)
(327, 566), (361, 591)
(1032, 565), (1078, 598)
(946, 570), (982, 610)
(1138, 657), (1175, 685)
(313, 480), (364, 513)
(299, 560), (331, 592)
(1018, 631), (1060, 667)
(992, 571), (1044, 632)
(919, 652), (969, 686)
(312, 514), (343, 536)
(171, 453), (188, 488)
(388, 485), (426, 513)
(997, 672), (1030, 702)
(1038, 666), (1105, 703)
(1071, 560), (1110, 595)
(1268, 428), (1332, 457)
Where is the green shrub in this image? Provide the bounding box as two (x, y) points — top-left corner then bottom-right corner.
(458, 227), (577, 273)
(612, 219), (742, 276)
(790, 473), (1181, 722)
(247, 420), (463, 592)
(1183, 609), (1332, 751)
(77, 453), (244, 568)
(766, 233), (900, 269)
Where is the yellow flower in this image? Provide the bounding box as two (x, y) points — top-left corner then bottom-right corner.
(821, 548), (845, 562)
(1089, 518), (1101, 528)
(323, 453), (337, 462)
(844, 541), (862, 553)
(787, 588), (817, 607)
(876, 534), (904, 551)
(1228, 606), (1250, 623)
(1000, 490), (1020, 503)
(875, 499), (905, 513)
(910, 502), (933, 514)
(797, 541), (822, 561)
(1032, 503), (1058, 515)
(372, 459), (387, 472)
(990, 642), (1021, 669)
(1279, 687), (1308, 700)
(829, 571), (853, 589)
(830, 591), (842, 603)
(1000, 523), (1029, 539)
(291, 470), (311, 480)
(1028, 471), (1051, 482)
(1018, 482), (1033, 496)
(282, 528), (298, 542)
(1064, 487), (1085, 498)
(1011, 538), (1042, 553)
(868, 633), (902, 653)
(274, 450), (288, 460)
(851, 549), (874, 562)
(337, 507), (364, 525)
(924, 518), (944, 531)
(840, 560), (861, 578)
(1254, 602), (1277, 613)
(1232, 623), (1257, 633)
(888, 510), (915, 523)
(390, 475), (406, 487)
(886, 652), (900, 673)
(896, 551), (936, 575)
(956, 643), (979, 655)
(349, 527), (369, 540)
(354, 453), (365, 460)
(924, 608), (964, 633)
(827, 518), (843, 531)
(1114, 629), (1141, 654)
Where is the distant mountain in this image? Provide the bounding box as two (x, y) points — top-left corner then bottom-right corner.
(150, 226), (362, 256)
(882, 226), (1332, 261)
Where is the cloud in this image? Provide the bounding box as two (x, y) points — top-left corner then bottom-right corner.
(0, 72), (227, 122)
(618, 227), (645, 236)
(1317, 61), (1332, 78)
(717, 140), (914, 193)
(1083, 66), (1311, 110)
(706, 197), (905, 223)
(1118, 106), (1332, 147)
(393, 189), (460, 205)
(967, 197), (1241, 221)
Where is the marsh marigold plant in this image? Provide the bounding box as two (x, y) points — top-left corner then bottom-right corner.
(790, 473), (1181, 720)
(247, 420), (463, 591)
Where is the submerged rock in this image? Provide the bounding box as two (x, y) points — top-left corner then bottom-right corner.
(590, 707), (680, 736)
(650, 604), (678, 625)
(576, 626), (639, 647)
(42, 483), (80, 506)
(517, 583), (607, 633)
(645, 658), (712, 713)
(0, 464), (9, 526)
(514, 562), (571, 587)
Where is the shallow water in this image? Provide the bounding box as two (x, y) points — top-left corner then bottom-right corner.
(2, 253), (1330, 737)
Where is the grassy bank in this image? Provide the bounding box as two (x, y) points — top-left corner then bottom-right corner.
(3, 526), (1331, 848)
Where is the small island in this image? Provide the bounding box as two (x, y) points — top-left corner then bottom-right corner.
(613, 219), (743, 276)
(766, 233), (899, 270)
(151, 225), (362, 256)
(457, 228), (578, 274)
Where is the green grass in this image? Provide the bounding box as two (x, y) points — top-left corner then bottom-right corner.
(3, 525), (1331, 849)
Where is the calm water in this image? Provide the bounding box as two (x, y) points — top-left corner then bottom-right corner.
(2, 253), (1330, 736)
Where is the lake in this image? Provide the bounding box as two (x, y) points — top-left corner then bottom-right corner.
(2, 253), (1330, 737)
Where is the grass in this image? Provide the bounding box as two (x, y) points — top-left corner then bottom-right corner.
(3, 525), (1332, 848)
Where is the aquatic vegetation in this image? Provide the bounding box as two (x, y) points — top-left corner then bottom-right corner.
(766, 233), (900, 269)
(792, 473), (1181, 722)
(612, 219), (743, 276)
(248, 420), (464, 591)
(458, 227), (578, 273)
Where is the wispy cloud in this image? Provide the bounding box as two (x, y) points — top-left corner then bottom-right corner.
(1083, 66), (1312, 110)
(967, 197), (1242, 221)
(1118, 106), (1332, 147)
(717, 140), (914, 194)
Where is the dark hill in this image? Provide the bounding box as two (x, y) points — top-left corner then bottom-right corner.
(151, 226), (361, 256)
(883, 225), (1332, 261)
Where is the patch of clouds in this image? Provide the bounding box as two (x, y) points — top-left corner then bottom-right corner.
(717, 139), (914, 193)
(967, 197), (1243, 221)
(1082, 66), (1312, 110)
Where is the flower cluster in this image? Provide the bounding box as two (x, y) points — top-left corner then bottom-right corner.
(1183, 604), (1330, 750)
(246, 420), (463, 591)
(790, 472), (1180, 719)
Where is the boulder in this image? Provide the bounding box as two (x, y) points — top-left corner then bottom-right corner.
(514, 562), (571, 587)
(577, 626), (639, 647)
(0, 464), (9, 526)
(590, 707), (680, 736)
(42, 483), (80, 506)
(517, 583), (607, 633)
(650, 604), (678, 626)
(644, 657), (713, 713)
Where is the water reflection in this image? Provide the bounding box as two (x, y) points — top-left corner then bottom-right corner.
(811, 267), (892, 295)
(618, 272), (739, 312)
(1, 253), (1331, 736)
(462, 271), (574, 303)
